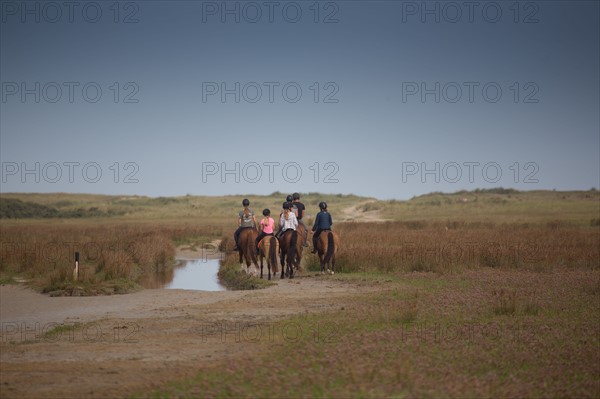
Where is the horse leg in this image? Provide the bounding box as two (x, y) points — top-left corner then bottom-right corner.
(239, 250), (244, 271)
(245, 250), (254, 276)
(284, 253), (290, 278)
(331, 255), (335, 275)
(260, 255), (264, 279)
(280, 251), (285, 279)
(288, 258), (294, 279)
(295, 248), (301, 273)
(274, 254), (278, 279)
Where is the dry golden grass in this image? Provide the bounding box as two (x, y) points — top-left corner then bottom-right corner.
(2, 189), (598, 292)
(303, 221), (600, 274)
(0, 222), (223, 293)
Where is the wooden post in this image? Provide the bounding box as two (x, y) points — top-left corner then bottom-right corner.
(73, 252), (79, 281)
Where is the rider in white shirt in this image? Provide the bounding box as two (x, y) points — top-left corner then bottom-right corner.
(278, 202), (298, 238)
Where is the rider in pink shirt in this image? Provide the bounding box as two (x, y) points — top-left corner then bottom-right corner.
(256, 208), (275, 254)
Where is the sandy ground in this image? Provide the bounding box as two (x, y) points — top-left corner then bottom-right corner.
(339, 200), (388, 223)
(0, 252), (370, 398)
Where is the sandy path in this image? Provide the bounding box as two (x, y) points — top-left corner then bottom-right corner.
(0, 275), (354, 327)
(340, 200), (388, 222)
(0, 261), (372, 398)
(0, 284), (241, 325)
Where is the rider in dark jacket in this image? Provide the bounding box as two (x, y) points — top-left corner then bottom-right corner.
(311, 201), (332, 253)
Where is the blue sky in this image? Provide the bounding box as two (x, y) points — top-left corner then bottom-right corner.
(1, 0), (598, 199)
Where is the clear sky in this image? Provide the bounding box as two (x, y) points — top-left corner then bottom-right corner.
(1, 0), (598, 199)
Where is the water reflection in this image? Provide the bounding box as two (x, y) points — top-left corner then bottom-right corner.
(139, 259), (226, 291)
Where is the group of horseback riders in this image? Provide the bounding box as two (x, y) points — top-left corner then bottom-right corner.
(232, 193), (333, 255)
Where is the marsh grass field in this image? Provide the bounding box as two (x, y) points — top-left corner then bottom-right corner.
(0, 189), (599, 398)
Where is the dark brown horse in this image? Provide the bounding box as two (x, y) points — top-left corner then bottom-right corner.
(294, 223), (306, 272)
(317, 230), (339, 274)
(279, 229), (300, 279)
(238, 228), (259, 276)
(258, 235), (279, 280)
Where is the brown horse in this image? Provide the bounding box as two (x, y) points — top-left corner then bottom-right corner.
(296, 223), (307, 248)
(279, 229), (300, 279)
(317, 230), (339, 274)
(238, 228), (259, 276)
(258, 235), (279, 280)
(294, 223), (306, 272)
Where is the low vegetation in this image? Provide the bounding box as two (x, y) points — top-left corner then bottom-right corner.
(1, 189), (599, 397)
(217, 253), (275, 290)
(216, 236), (274, 289)
(0, 198), (127, 219)
(145, 269), (600, 398)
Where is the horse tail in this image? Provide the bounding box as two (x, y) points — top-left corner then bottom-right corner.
(269, 236), (278, 273)
(289, 230), (297, 263)
(324, 231), (335, 264)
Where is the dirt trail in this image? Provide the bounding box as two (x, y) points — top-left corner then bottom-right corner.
(0, 257), (374, 398)
(340, 200), (388, 222)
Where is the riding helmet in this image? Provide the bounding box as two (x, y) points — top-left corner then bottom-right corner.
(242, 198), (250, 206)
(292, 192), (300, 200)
(282, 202), (290, 210)
(286, 195), (293, 202)
(262, 208), (270, 216)
(319, 201), (327, 210)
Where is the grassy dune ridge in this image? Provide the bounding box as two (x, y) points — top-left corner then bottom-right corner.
(2, 189), (598, 224)
(0, 191), (368, 222)
(379, 189), (599, 225)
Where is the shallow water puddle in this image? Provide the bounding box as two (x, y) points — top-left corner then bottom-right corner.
(141, 259), (226, 291)
(168, 259), (226, 291)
